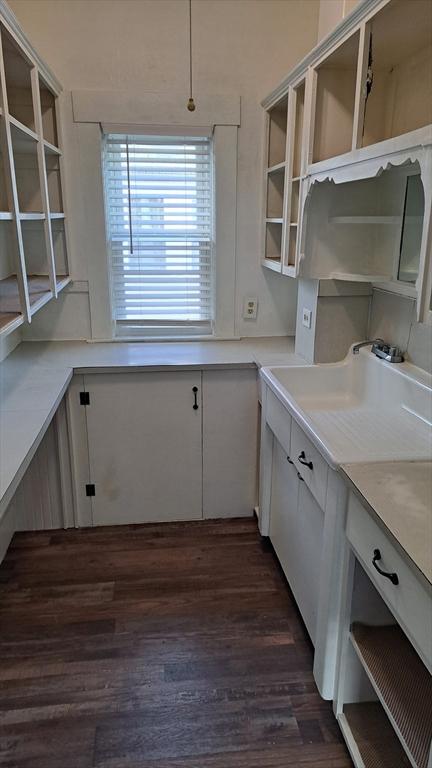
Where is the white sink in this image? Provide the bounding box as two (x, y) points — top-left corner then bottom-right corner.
(261, 347), (432, 467)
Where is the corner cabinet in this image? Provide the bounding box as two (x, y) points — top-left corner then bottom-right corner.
(260, 0), (432, 322)
(68, 368), (258, 527)
(0, 1), (70, 341)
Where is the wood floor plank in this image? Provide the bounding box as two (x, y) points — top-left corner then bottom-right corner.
(0, 518), (352, 767)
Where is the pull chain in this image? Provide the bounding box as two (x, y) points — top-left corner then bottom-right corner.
(187, 0), (196, 111)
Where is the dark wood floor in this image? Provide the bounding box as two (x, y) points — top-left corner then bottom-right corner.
(0, 518), (352, 768)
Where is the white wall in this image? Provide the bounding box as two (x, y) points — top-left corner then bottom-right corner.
(10, 0), (320, 340)
(317, 0), (362, 41)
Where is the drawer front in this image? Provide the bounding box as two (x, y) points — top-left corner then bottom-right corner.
(291, 419), (328, 509)
(347, 492), (432, 671)
(265, 388), (291, 457)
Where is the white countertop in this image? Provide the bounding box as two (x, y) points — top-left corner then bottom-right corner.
(8, 337), (302, 372)
(342, 461), (432, 584)
(0, 337), (303, 516)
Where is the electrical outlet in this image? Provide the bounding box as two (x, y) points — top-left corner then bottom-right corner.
(243, 297), (258, 320)
(302, 307), (312, 329)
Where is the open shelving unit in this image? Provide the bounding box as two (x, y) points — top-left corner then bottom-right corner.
(0, 8), (70, 340)
(336, 551), (432, 768)
(260, 0), (432, 313)
(262, 76), (308, 276)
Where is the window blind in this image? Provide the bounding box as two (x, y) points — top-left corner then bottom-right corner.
(104, 134), (214, 336)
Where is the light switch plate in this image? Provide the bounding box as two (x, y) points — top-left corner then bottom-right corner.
(302, 307), (312, 328)
(243, 297), (258, 320)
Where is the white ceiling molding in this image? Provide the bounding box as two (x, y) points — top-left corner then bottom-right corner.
(72, 91), (241, 127)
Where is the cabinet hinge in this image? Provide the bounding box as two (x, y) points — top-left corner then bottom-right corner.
(80, 391), (90, 406)
(85, 483), (96, 497)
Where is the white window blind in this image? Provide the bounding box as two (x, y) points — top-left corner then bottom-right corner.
(104, 134), (214, 337)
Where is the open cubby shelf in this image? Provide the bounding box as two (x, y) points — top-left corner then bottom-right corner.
(350, 622), (432, 768)
(1, 25), (35, 132)
(0, 274), (50, 313)
(313, 31), (360, 164)
(362, 0), (432, 148)
(341, 702), (412, 768)
(267, 96), (288, 168)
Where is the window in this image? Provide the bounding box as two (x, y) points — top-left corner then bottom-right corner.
(103, 134), (214, 337)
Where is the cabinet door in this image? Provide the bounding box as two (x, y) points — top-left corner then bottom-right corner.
(294, 478), (325, 643)
(269, 437), (324, 644)
(269, 438), (301, 604)
(83, 372), (202, 525)
(202, 369), (258, 518)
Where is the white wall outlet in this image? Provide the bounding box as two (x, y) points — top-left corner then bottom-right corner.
(243, 297), (258, 320)
(302, 307), (312, 329)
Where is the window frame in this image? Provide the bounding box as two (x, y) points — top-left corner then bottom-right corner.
(103, 132), (215, 339)
(82, 122), (237, 342)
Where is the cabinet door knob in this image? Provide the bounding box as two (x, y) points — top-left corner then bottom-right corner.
(372, 549), (399, 586)
(298, 450), (313, 470)
(192, 386), (199, 410)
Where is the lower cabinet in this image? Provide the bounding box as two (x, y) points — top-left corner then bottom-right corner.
(73, 368), (258, 526)
(83, 372), (202, 525)
(202, 369), (258, 519)
(269, 437), (324, 644)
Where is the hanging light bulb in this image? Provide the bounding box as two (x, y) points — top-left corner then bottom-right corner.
(187, 0), (196, 111)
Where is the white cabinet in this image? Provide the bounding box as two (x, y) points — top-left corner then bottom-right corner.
(73, 368), (258, 526)
(269, 438), (324, 644)
(336, 492), (432, 767)
(202, 369), (258, 519)
(260, 375), (348, 699)
(84, 372), (203, 525)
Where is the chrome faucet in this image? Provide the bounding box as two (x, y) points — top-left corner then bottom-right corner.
(352, 339), (404, 363)
(352, 338), (384, 355)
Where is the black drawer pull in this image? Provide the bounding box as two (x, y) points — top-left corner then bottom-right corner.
(297, 471), (304, 482)
(372, 549), (399, 585)
(192, 386), (199, 410)
(286, 456), (294, 464)
(298, 451), (313, 470)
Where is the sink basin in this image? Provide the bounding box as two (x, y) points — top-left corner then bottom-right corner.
(261, 347), (432, 466)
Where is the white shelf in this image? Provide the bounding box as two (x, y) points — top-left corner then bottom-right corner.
(19, 212), (46, 221)
(329, 215), (400, 225)
(282, 264), (296, 278)
(49, 212), (65, 220)
(262, 258), (282, 273)
(0, 212), (13, 220)
(329, 271), (391, 283)
(266, 161), (286, 174)
(350, 623), (432, 768)
(265, 217), (283, 224)
(0, 311), (24, 338)
(9, 116), (39, 153)
(56, 275), (71, 293)
(44, 139), (62, 156)
(339, 703), (412, 768)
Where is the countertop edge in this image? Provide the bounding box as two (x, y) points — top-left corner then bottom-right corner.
(340, 464), (432, 590)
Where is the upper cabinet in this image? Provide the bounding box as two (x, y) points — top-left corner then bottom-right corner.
(0, 1), (70, 341)
(261, 0), (432, 322)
